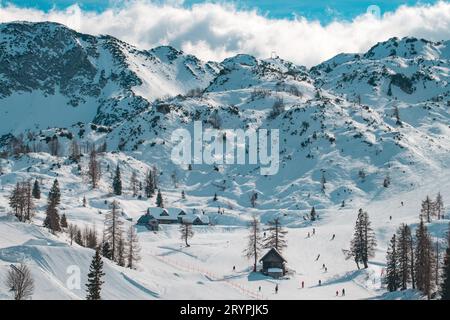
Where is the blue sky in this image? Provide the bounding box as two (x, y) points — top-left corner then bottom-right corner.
(1, 0), (441, 23)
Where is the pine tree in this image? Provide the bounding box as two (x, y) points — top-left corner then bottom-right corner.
(88, 149), (101, 189)
(435, 193), (444, 220)
(310, 207), (317, 221)
(9, 181), (34, 222)
(440, 223), (450, 300)
(350, 209), (377, 269)
(396, 224), (412, 290)
(116, 231), (126, 267)
(144, 168), (155, 198)
(180, 222), (194, 247)
(112, 164), (122, 196)
(421, 196), (434, 223)
(60, 213), (68, 229)
(103, 200), (123, 262)
(101, 241), (112, 260)
(243, 215), (262, 272)
(75, 229), (83, 246)
(320, 171), (326, 192)
(69, 139), (81, 163)
(394, 105), (402, 125)
(43, 179), (61, 233)
(385, 234), (401, 291)
(130, 171), (138, 197)
(86, 248), (105, 300)
(415, 218), (436, 299)
(156, 189), (164, 208)
(32, 179), (40, 199)
(126, 225), (141, 270)
(263, 217), (288, 253)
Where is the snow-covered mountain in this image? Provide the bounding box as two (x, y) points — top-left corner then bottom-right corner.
(0, 22), (449, 300)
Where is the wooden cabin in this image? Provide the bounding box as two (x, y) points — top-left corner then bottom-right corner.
(259, 248), (287, 278)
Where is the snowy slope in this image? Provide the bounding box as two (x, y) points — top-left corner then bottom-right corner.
(0, 22), (450, 300)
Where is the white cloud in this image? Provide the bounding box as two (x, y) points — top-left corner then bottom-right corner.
(0, 1), (450, 66)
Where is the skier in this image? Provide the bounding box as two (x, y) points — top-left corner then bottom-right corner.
(389, 215), (392, 221)
(301, 281), (304, 289)
(401, 201), (404, 206)
(275, 284), (278, 294)
(325, 267), (328, 273)
(258, 286), (261, 292)
(307, 232), (310, 238)
(318, 280), (322, 286)
(336, 290), (339, 297)
(233, 266), (236, 272)
(322, 263), (325, 269)
(315, 254), (320, 261)
(312, 228), (315, 235)
(342, 288), (345, 296)
(331, 234), (336, 240)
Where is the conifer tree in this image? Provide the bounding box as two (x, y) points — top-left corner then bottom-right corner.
(144, 168), (156, 198)
(435, 193), (444, 220)
(385, 234), (400, 291)
(88, 149), (101, 189)
(415, 218), (436, 299)
(130, 171), (138, 197)
(350, 209), (377, 269)
(86, 249), (105, 300)
(156, 189), (164, 208)
(440, 223), (450, 300)
(60, 213), (68, 229)
(75, 229), (83, 246)
(126, 225), (141, 270)
(243, 215), (263, 272)
(43, 179), (61, 233)
(112, 164), (122, 196)
(310, 207), (317, 221)
(421, 196), (434, 223)
(103, 200), (123, 262)
(32, 179), (40, 199)
(396, 224), (412, 290)
(101, 241), (112, 260)
(263, 217), (288, 253)
(116, 231), (126, 267)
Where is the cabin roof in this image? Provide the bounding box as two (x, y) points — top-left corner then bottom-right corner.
(259, 247), (287, 263)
